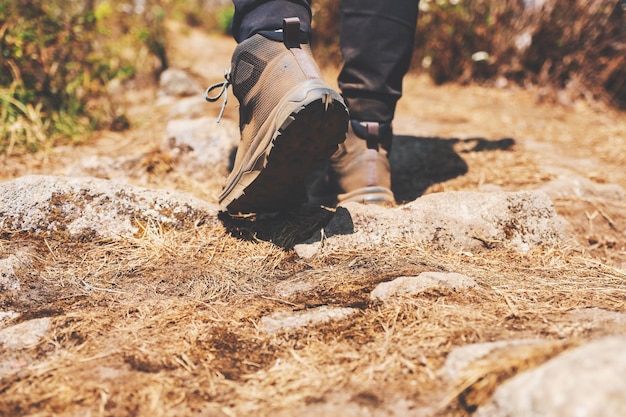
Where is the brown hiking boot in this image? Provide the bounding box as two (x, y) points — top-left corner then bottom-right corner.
(307, 120), (395, 207)
(206, 18), (348, 214)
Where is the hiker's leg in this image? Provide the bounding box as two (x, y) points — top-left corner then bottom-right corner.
(338, 0), (420, 124)
(311, 0), (420, 206)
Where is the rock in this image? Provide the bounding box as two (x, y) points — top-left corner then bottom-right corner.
(65, 155), (127, 180)
(167, 95), (208, 119)
(274, 393), (415, 417)
(0, 254), (25, 291)
(540, 175), (625, 202)
(440, 339), (546, 381)
(158, 68), (201, 98)
(0, 317), (51, 349)
(0, 175), (218, 240)
(295, 191), (565, 258)
(0, 311), (19, 326)
(475, 335), (626, 417)
(162, 117), (239, 178)
(261, 306), (357, 333)
(371, 272), (476, 302)
(565, 308), (626, 326)
(275, 278), (315, 298)
(548, 308), (626, 338)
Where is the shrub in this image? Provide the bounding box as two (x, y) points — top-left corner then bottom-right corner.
(312, 0), (626, 109)
(173, 0), (234, 34)
(0, 0), (168, 154)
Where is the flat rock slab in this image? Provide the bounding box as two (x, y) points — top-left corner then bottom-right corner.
(162, 117), (239, 177)
(261, 306), (358, 333)
(275, 279), (316, 298)
(295, 190), (565, 258)
(0, 317), (51, 350)
(371, 272), (476, 302)
(440, 339), (546, 381)
(158, 68), (201, 98)
(539, 174), (625, 202)
(0, 175), (219, 240)
(166, 95), (208, 120)
(476, 335), (626, 417)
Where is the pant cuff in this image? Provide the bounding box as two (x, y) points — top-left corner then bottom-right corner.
(233, 1), (312, 42)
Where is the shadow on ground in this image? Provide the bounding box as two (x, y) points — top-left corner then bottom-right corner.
(220, 135), (515, 247)
(218, 206), (338, 249)
(391, 135), (515, 203)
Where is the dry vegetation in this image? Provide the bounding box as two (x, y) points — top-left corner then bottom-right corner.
(1, 223), (624, 415)
(1, 13), (626, 417)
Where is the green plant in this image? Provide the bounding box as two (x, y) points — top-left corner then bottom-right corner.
(0, 81), (50, 154)
(0, 0), (171, 155)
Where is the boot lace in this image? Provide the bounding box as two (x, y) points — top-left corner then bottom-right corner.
(205, 69), (231, 123)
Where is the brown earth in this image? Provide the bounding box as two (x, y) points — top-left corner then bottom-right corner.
(0, 22), (625, 416)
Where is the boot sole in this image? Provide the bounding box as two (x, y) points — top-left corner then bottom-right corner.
(338, 186), (396, 207)
(220, 80), (348, 214)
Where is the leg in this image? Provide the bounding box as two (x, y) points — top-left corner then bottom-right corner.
(311, 0), (419, 206)
(338, 0), (420, 124)
(207, 2), (349, 214)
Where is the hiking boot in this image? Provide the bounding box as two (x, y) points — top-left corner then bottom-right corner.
(307, 120), (395, 207)
(206, 17), (348, 214)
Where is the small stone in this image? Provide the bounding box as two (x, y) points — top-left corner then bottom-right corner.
(0, 311), (19, 326)
(261, 306), (357, 333)
(275, 279), (315, 298)
(0, 255), (22, 291)
(0, 317), (51, 350)
(371, 272), (477, 302)
(167, 95), (208, 119)
(158, 68), (201, 98)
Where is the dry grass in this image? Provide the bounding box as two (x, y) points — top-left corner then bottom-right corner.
(2, 226), (624, 416)
(1, 26), (625, 417)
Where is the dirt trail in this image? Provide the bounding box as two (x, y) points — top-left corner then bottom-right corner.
(0, 22), (625, 417)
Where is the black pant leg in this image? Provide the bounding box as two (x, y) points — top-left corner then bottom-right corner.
(232, 0), (312, 42)
(338, 0), (420, 123)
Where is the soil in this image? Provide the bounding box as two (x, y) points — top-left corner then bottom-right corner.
(0, 22), (625, 417)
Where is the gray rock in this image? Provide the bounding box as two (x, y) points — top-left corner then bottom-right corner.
(371, 272), (476, 302)
(158, 68), (201, 97)
(295, 191), (565, 258)
(440, 339), (546, 381)
(0, 254), (24, 291)
(275, 279), (315, 298)
(65, 155), (127, 180)
(0, 175), (218, 240)
(475, 335), (626, 417)
(274, 393), (416, 417)
(0, 311), (19, 326)
(167, 95), (208, 119)
(548, 308), (626, 338)
(261, 306), (357, 333)
(162, 117), (239, 178)
(540, 175), (625, 202)
(0, 317), (51, 349)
